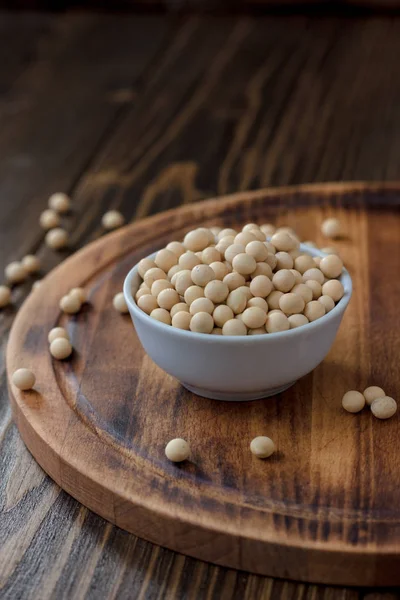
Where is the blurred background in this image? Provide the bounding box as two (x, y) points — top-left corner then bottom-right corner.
(3, 0), (400, 9)
(1, 0), (399, 272)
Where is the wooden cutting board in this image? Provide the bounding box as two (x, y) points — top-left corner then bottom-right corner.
(7, 183), (400, 587)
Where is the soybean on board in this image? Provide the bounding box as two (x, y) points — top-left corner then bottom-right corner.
(7, 183), (400, 586)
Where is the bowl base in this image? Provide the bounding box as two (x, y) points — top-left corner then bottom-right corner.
(181, 381), (297, 402)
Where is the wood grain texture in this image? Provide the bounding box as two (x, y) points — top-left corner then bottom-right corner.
(2, 11), (400, 599)
(6, 183), (400, 587)
(0, 11), (170, 271)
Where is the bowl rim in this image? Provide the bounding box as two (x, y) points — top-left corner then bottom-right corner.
(124, 244), (352, 343)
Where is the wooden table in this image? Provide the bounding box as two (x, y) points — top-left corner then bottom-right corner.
(1, 10), (400, 599)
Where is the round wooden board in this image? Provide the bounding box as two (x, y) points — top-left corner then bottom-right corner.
(7, 183), (400, 587)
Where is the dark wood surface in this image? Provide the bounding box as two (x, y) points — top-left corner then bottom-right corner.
(1, 10), (400, 599)
(7, 1), (400, 12)
(7, 183), (400, 587)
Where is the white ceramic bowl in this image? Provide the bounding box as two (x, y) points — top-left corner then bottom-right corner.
(124, 245), (352, 401)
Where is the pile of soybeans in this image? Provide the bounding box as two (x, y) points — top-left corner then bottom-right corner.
(135, 224), (345, 335)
